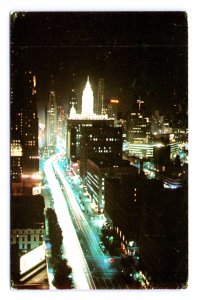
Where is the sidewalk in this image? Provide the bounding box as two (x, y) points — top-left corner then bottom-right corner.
(42, 187), (56, 290)
(45, 242), (56, 290)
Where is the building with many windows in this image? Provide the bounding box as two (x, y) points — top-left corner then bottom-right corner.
(11, 139), (23, 183)
(46, 90), (57, 147)
(128, 140), (179, 161)
(96, 78), (105, 114)
(67, 118), (114, 162)
(11, 195), (45, 253)
(105, 173), (140, 246)
(11, 69), (39, 192)
(57, 105), (66, 143)
(80, 125), (122, 180)
(86, 156), (135, 212)
(127, 111), (151, 144)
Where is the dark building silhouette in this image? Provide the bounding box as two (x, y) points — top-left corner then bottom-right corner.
(11, 70), (39, 174)
(153, 144), (171, 167)
(86, 156), (134, 212)
(97, 78), (105, 114)
(104, 171), (188, 288)
(139, 179), (188, 288)
(66, 118), (114, 162)
(105, 172), (140, 244)
(11, 194), (45, 253)
(80, 125), (122, 180)
(11, 68), (39, 193)
(11, 194), (46, 285)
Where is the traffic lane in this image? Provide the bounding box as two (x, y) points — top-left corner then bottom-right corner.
(57, 176), (107, 274)
(44, 157), (94, 289)
(53, 158), (126, 287)
(53, 161), (113, 275)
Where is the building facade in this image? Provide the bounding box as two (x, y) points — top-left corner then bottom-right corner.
(11, 70), (39, 188)
(11, 195), (45, 254)
(105, 172), (140, 246)
(139, 180), (188, 288)
(127, 111), (151, 144)
(97, 78), (105, 114)
(80, 125), (123, 180)
(46, 90), (57, 147)
(66, 118), (114, 162)
(86, 156), (135, 212)
(57, 105), (66, 143)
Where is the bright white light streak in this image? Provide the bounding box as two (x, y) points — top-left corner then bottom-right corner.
(44, 156), (95, 289)
(53, 161), (100, 248)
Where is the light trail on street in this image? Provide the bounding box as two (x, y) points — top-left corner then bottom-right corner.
(52, 158), (123, 287)
(44, 154), (95, 289)
(53, 162), (109, 258)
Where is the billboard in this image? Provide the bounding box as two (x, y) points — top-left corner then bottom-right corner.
(32, 186), (41, 195)
(20, 244), (45, 275)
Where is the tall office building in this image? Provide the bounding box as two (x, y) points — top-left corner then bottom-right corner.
(70, 88), (78, 112)
(67, 119), (114, 162)
(57, 106), (66, 143)
(106, 99), (120, 119)
(87, 156), (134, 212)
(69, 73), (79, 113)
(80, 125), (122, 179)
(126, 99), (151, 144)
(105, 173), (140, 246)
(67, 76), (109, 160)
(11, 70), (39, 189)
(97, 78), (105, 114)
(46, 91), (57, 147)
(67, 76), (111, 184)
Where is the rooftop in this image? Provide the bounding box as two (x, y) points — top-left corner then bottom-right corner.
(11, 195), (45, 229)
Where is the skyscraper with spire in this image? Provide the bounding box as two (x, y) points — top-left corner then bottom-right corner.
(46, 90), (57, 147)
(69, 73), (78, 113)
(97, 78), (105, 114)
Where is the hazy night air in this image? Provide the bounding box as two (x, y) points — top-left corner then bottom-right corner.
(10, 11), (188, 290)
(11, 12), (187, 121)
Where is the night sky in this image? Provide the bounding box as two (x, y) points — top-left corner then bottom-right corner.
(11, 12), (188, 121)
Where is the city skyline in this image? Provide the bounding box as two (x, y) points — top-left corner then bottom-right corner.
(11, 11), (187, 122)
(10, 11), (188, 291)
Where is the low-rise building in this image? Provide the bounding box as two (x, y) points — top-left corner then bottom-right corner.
(11, 195), (45, 254)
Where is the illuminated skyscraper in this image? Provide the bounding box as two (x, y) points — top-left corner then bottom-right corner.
(69, 73), (79, 112)
(70, 88), (78, 112)
(127, 99), (151, 144)
(81, 76), (94, 115)
(11, 70), (39, 185)
(46, 91), (57, 147)
(57, 106), (66, 140)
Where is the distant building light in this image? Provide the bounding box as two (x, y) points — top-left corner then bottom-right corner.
(69, 113), (108, 120)
(155, 143), (164, 148)
(31, 173), (42, 180)
(110, 99), (119, 104)
(129, 241), (134, 247)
